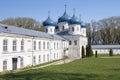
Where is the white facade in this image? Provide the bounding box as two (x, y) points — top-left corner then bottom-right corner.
(0, 28), (68, 72)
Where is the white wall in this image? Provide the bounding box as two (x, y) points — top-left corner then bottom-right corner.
(0, 33), (68, 72)
(93, 49), (120, 54)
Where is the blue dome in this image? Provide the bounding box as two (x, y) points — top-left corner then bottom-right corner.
(43, 17), (56, 27)
(69, 15), (81, 25)
(81, 22), (86, 28)
(58, 12), (71, 23)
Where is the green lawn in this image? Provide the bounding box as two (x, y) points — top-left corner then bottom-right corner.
(0, 57), (120, 80)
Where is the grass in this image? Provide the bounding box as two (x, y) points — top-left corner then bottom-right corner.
(0, 55), (120, 80)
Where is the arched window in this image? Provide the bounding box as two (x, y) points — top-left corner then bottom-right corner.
(72, 27), (74, 31)
(62, 26), (64, 30)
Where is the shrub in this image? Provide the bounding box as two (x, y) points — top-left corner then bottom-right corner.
(109, 48), (113, 56)
(95, 51), (98, 57)
(81, 46), (85, 58)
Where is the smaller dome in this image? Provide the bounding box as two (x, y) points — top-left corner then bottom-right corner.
(58, 12), (71, 23)
(43, 17), (56, 27)
(81, 22), (86, 28)
(69, 15), (81, 25)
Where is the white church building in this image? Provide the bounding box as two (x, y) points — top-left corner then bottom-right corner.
(0, 6), (87, 72)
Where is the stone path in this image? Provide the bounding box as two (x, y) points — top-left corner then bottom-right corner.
(31, 57), (79, 69)
(14, 57), (80, 73)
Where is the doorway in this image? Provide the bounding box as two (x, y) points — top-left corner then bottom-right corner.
(12, 58), (17, 70)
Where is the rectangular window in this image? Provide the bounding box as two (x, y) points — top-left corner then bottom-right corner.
(72, 27), (74, 31)
(3, 60), (7, 71)
(13, 40), (17, 51)
(74, 40), (77, 45)
(3, 39), (8, 52)
(43, 55), (45, 62)
(69, 41), (72, 45)
(20, 58), (24, 67)
(62, 26), (64, 30)
(43, 42), (45, 50)
(21, 39), (24, 51)
(39, 41), (41, 50)
(33, 41), (36, 50)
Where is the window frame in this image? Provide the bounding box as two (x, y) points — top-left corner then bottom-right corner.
(33, 41), (36, 50)
(3, 60), (7, 71)
(21, 39), (24, 51)
(74, 40), (77, 45)
(69, 41), (72, 45)
(13, 40), (17, 51)
(72, 27), (74, 31)
(3, 39), (8, 52)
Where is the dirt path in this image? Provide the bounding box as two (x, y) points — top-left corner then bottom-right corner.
(14, 57), (80, 73)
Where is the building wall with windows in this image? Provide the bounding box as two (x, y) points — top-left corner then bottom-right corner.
(0, 28), (68, 72)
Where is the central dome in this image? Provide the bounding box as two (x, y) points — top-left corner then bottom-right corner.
(43, 17), (56, 27)
(69, 15), (81, 25)
(58, 12), (71, 23)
